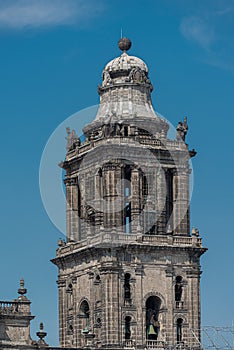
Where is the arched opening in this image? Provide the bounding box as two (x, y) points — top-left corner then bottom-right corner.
(124, 166), (131, 234)
(123, 126), (128, 137)
(175, 276), (183, 302)
(146, 296), (161, 340)
(80, 300), (90, 334)
(176, 318), (183, 343)
(125, 316), (131, 340)
(94, 274), (101, 284)
(124, 273), (131, 301)
(66, 283), (73, 309)
(166, 169), (173, 228)
(68, 324), (73, 335)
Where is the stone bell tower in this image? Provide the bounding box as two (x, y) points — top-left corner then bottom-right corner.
(52, 38), (207, 349)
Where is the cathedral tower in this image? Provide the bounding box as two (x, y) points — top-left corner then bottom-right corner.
(52, 38), (207, 349)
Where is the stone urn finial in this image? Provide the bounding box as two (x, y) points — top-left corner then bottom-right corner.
(37, 322), (48, 347)
(18, 278), (27, 296)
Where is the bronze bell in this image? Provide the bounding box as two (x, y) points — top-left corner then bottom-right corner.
(148, 324), (157, 335)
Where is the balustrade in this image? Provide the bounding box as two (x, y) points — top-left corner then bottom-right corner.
(0, 301), (29, 314)
(146, 340), (166, 349)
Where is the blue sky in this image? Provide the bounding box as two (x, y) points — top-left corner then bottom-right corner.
(0, 0), (234, 346)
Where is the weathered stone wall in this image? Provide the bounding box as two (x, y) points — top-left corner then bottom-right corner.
(54, 242), (204, 348)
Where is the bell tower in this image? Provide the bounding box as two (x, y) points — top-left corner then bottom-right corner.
(52, 38), (207, 349)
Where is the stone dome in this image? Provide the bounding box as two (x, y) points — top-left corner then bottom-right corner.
(83, 38), (169, 136)
(104, 52), (148, 75)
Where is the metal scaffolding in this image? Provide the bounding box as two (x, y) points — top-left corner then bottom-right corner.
(200, 326), (234, 350)
(162, 326), (234, 350)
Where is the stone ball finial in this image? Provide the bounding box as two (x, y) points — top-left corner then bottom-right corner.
(118, 37), (132, 52)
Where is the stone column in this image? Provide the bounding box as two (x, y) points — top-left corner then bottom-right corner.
(57, 279), (66, 347)
(187, 269), (202, 344)
(135, 266), (144, 346)
(172, 168), (190, 235)
(101, 268), (120, 347)
(165, 268), (174, 345)
(102, 163), (122, 230)
(94, 171), (104, 227)
(157, 168), (167, 235)
(79, 175), (87, 240)
(65, 177), (80, 242)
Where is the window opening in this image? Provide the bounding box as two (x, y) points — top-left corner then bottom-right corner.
(124, 167), (131, 234)
(80, 300), (90, 334)
(146, 296), (161, 340)
(125, 316), (131, 340)
(177, 318), (183, 343)
(124, 273), (131, 300)
(175, 276), (183, 302)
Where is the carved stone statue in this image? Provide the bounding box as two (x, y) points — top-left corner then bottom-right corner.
(176, 117), (188, 141)
(66, 127), (80, 150)
(103, 124), (109, 138)
(115, 123), (121, 136)
(109, 124), (115, 137)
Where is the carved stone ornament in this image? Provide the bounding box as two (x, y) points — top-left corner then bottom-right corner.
(127, 67), (151, 84)
(102, 71), (112, 87)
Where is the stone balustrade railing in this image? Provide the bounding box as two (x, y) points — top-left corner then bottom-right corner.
(175, 301), (186, 309)
(0, 301), (30, 315)
(57, 232), (203, 256)
(66, 133), (187, 161)
(124, 339), (135, 348)
(146, 340), (166, 348)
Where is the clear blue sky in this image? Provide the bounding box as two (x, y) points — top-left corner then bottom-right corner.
(0, 0), (233, 346)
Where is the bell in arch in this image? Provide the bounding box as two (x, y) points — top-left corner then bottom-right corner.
(148, 324), (157, 335)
